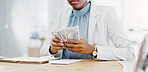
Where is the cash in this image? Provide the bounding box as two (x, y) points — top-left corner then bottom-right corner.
(51, 26), (80, 42)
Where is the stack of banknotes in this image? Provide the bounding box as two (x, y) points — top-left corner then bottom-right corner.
(51, 26), (80, 42)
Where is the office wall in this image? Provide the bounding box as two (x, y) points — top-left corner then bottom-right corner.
(123, 0), (148, 32)
(93, 0), (123, 19)
(0, 0), (24, 57)
(0, 0), (67, 57)
(122, 0), (138, 32)
(0, 0), (7, 56)
(0, 0), (13, 56)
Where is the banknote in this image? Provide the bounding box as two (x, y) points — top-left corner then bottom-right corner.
(51, 26), (80, 42)
(64, 26), (80, 40)
(59, 30), (67, 41)
(51, 31), (62, 40)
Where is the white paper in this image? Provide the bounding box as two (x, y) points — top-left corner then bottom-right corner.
(0, 58), (19, 62)
(49, 59), (83, 65)
(0, 56), (7, 59)
(17, 56), (57, 63)
(0, 56), (58, 63)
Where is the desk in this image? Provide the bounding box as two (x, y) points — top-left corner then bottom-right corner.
(0, 59), (123, 72)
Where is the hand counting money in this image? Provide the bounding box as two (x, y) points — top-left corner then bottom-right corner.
(51, 26), (80, 42)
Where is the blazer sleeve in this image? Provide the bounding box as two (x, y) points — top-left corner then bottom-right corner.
(96, 7), (135, 61)
(40, 10), (63, 58)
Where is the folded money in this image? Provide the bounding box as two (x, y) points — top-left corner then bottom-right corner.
(51, 26), (80, 42)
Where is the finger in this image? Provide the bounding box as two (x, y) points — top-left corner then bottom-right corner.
(64, 43), (76, 48)
(65, 43), (83, 48)
(51, 42), (64, 47)
(67, 48), (80, 53)
(66, 39), (82, 44)
(52, 38), (62, 43)
(52, 47), (65, 50)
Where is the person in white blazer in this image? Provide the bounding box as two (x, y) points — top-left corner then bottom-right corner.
(40, 0), (135, 61)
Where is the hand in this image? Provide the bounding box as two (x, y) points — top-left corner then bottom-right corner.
(64, 39), (95, 55)
(50, 38), (65, 54)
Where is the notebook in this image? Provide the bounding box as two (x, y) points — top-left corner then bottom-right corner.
(0, 56), (7, 59)
(49, 59), (83, 65)
(0, 56), (58, 64)
(0, 58), (19, 63)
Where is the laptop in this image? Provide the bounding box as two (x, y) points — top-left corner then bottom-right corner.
(135, 34), (148, 72)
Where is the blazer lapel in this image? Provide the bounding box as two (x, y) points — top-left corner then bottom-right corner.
(88, 4), (98, 44)
(61, 8), (72, 29)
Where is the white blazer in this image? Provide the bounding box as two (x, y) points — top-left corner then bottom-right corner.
(40, 2), (135, 61)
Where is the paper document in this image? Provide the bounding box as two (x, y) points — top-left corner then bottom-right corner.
(49, 59), (83, 65)
(0, 58), (19, 62)
(0, 56), (58, 64)
(0, 56), (7, 59)
(18, 56), (58, 63)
